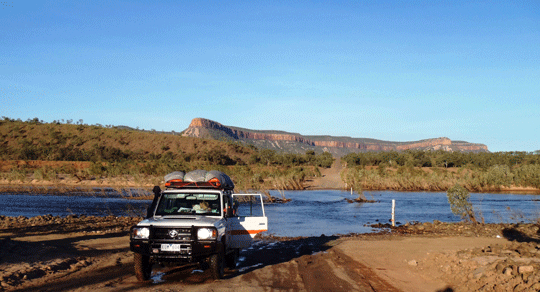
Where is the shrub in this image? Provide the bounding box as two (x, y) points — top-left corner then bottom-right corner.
(341, 167), (365, 193)
(88, 162), (107, 176)
(314, 152), (334, 168)
(486, 165), (513, 188)
(447, 184), (477, 223)
(201, 149), (235, 165)
(514, 164), (540, 188)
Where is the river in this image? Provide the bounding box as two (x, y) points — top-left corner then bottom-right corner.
(1, 190), (539, 237)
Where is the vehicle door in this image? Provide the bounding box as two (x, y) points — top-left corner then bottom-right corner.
(227, 193), (268, 249)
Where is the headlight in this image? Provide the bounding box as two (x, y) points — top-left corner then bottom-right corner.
(197, 228), (217, 240)
(132, 227), (150, 239)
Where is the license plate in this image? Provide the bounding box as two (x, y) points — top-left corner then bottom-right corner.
(161, 244), (181, 252)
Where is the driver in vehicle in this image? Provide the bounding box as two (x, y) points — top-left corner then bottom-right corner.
(192, 201), (210, 213)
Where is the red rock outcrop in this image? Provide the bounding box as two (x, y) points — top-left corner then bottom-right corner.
(186, 118), (316, 145)
(183, 118), (488, 152)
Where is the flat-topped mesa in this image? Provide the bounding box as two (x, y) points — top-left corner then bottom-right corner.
(312, 137), (452, 151)
(312, 140), (395, 151)
(182, 118), (489, 153)
(185, 118), (315, 145)
(396, 137), (452, 151)
(451, 141), (489, 152)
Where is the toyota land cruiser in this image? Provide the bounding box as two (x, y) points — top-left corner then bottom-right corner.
(130, 170), (268, 281)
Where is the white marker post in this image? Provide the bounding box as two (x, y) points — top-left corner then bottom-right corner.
(391, 199), (395, 227)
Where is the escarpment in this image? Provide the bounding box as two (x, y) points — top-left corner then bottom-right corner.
(182, 118), (489, 155)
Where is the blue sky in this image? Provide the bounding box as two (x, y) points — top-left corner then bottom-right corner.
(1, 1), (538, 152)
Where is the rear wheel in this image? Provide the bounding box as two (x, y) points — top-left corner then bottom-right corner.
(225, 248), (240, 269)
(134, 253), (152, 281)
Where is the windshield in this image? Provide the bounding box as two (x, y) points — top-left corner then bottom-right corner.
(155, 193), (221, 216)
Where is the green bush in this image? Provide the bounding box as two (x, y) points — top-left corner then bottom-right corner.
(201, 149), (235, 165)
(447, 184), (478, 223)
(514, 164), (540, 188)
(486, 165), (513, 188)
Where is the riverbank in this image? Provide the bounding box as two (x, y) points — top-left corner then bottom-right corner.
(2, 158), (540, 194)
(305, 161), (540, 194)
(1, 215), (539, 291)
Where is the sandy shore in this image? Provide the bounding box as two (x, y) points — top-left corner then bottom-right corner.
(1, 215), (540, 292)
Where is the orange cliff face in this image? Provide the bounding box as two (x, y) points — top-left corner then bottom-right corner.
(451, 142), (489, 152)
(183, 118), (489, 152)
(311, 140), (396, 151)
(186, 118), (315, 144)
(395, 138), (452, 151)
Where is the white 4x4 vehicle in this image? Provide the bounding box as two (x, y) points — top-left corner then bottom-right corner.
(130, 170), (268, 281)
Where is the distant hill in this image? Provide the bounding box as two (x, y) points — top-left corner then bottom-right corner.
(181, 118), (489, 156)
(0, 118), (256, 164)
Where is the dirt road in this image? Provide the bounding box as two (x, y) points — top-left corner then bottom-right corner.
(305, 160), (345, 190)
(4, 230), (399, 292)
(3, 215), (540, 292)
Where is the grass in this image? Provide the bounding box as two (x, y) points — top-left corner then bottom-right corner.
(340, 166), (540, 193)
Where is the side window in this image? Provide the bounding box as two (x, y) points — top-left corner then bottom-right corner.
(157, 198), (177, 214)
(232, 194), (266, 217)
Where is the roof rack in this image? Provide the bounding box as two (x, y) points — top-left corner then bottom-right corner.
(165, 178), (223, 189)
(163, 170), (235, 190)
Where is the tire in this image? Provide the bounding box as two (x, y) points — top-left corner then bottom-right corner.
(134, 253), (152, 281)
(209, 250), (224, 280)
(225, 248), (239, 269)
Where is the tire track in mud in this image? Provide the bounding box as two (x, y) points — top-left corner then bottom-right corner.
(295, 249), (400, 292)
(235, 237), (399, 292)
(6, 233), (400, 292)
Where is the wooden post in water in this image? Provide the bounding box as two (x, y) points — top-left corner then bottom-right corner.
(391, 199), (395, 227)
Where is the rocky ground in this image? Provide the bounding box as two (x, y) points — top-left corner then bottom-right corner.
(372, 221), (540, 291)
(1, 215), (539, 291)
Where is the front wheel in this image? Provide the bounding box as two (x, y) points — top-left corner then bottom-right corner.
(209, 250), (224, 279)
(134, 253), (152, 281)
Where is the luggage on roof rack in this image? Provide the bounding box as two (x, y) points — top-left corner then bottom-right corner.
(164, 169), (235, 190)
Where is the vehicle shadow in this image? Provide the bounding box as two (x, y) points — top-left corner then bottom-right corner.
(143, 235), (341, 286)
(230, 235), (340, 276)
(502, 226), (540, 243)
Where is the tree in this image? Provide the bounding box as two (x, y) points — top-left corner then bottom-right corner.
(315, 152), (334, 168)
(259, 149), (276, 166)
(446, 185), (477, 223)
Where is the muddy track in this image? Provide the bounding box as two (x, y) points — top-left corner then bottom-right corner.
(295, 249), (399, 292)
(305, 160), (345, 190)
(6, 231), (399, 292)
